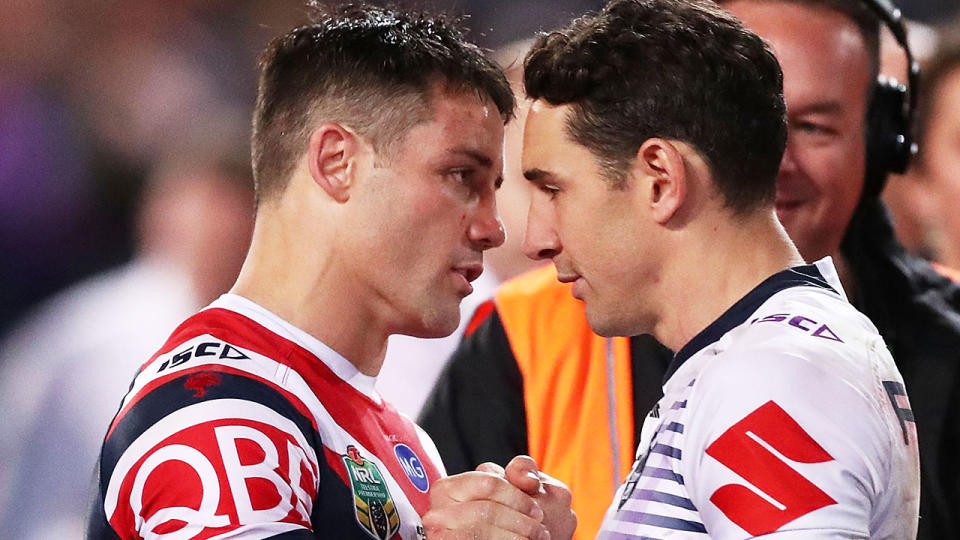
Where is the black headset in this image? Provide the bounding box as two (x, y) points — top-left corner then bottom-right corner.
(862, 0), (919, 197)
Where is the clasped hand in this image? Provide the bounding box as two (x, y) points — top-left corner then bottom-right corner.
(423, 455), (577, 540)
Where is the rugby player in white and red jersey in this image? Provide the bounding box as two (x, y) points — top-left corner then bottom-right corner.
(520, 0), (919, 538)
(86, 4), (575, 540)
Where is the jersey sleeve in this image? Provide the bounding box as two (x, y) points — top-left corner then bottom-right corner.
(87, 369), (322, 540)
(418, 302), (529, 473)
(680, 331), (913, 539)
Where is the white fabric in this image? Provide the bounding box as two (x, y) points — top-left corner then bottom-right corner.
(598, 258), (920, 539)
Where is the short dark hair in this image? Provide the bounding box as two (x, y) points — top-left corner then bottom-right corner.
(524, 0), (787, 214)
(251, 3), (515, 203)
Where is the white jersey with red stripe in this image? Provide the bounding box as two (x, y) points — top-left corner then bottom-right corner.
(87, 294), (445, 540)
(597, 258), (920, 539)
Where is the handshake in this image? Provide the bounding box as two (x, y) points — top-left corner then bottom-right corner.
(423, 456), (578, 540)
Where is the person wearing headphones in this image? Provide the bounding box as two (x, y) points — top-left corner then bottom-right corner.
(420, 0), (960, 538)
(894, 28), (960, 275)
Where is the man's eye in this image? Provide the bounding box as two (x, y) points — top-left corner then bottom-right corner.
(448, 169), (471, 184)
(447, 169), (486, 199)
(792, 121), (831, 135)
(539, 184), (560, 198)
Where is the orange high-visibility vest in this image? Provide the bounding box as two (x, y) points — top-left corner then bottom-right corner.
(494, 265), (635, 540)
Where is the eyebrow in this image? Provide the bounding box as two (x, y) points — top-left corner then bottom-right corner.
(450, 148), (494, 168)
(523, 168), (552, 183)
(790, 101), (845, 116)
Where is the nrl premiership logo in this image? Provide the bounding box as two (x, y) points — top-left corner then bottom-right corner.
(343, 445), (401, 540)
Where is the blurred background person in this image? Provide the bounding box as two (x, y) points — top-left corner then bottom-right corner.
(879, 18), (937, 257)
(1, 0), (98, 332)
(483, 39), (548, 284)
(886, 24), (960, 273)
(0, 0), (273, 333)
(914, 27), (960, 273)
(0, 143), (254, 539)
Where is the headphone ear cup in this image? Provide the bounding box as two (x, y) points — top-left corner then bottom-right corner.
(864, 78), (910, 198)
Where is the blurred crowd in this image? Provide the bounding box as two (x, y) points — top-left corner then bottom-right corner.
(1, 0), (302, 332)
(1, 0), (958, 538)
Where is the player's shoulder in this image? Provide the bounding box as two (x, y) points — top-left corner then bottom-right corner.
(105, 306), (321, 457)
(95, 311), (322, 537)
(94, 376), (320, 538)
(688, 280), (898, 428)
(673, 267), (919, 538)
(123, 307), (292, 396)
(726, 280), (888, 376)
(104, 328), (320, 454)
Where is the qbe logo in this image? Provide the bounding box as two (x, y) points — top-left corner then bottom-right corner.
(393, 444), (429, 492)
(103, 401), (319, 538)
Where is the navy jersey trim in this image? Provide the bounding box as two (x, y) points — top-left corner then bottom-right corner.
(618, 511), (708, 533)
(633, 489), (697, 511)
(85, 456), (123, 540)
(664, 264), (837, 382)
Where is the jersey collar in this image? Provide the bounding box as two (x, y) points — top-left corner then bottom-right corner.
(664, 257), (841, 384)
(207, 293), (382, 403)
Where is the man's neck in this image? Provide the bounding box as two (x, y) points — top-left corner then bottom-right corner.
(230, 212), (391, 377)
(652, 210), (805, 353)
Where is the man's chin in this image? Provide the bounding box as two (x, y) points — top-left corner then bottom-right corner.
(585, 309), (629, 338)
(414, 326), (458, 339)
(404, 309), (461, 339)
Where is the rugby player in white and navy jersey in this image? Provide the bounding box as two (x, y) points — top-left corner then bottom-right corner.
(520, 0), (920, 538)
(86, 5), (576, 540)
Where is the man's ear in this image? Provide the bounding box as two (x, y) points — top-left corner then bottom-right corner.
(306, 123), (360, 203)
(633, 138), (687, 224)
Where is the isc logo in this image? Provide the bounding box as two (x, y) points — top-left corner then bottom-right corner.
(157, 340), (249, 372)
(394, 444), (429, 492)
(751, 313), (843, 342)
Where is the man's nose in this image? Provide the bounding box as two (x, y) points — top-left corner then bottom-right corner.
(468, 196), (506, 250)
(522, 200), (561, 261)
